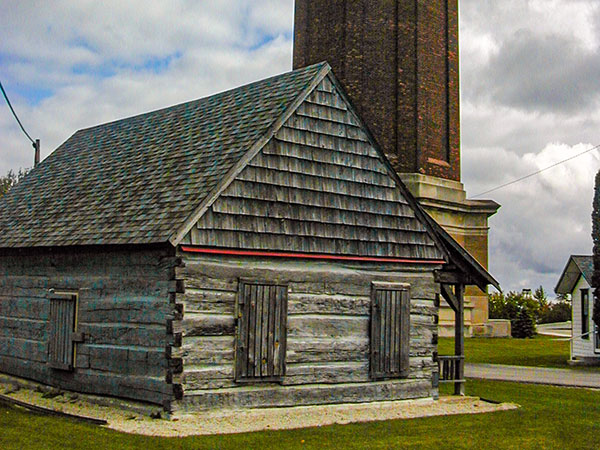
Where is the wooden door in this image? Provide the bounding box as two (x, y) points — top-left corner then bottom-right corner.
(48, 293), (83, 371)
(370, 285), (410, 380)
(235, 281), (288, 382)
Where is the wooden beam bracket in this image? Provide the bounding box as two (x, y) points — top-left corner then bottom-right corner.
(440, 283), (459, 313)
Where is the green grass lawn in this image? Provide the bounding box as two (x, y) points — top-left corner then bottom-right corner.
(438, 335), (573, 368)
(1, 379), (599, 449)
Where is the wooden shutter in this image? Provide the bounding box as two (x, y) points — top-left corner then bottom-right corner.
(370, 284), (410, 380)
(235, 281), (288, 382)
(48, 293), (83, 371)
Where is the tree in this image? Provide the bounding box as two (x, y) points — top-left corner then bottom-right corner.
(0, 168), (29, 199)
(512, 307), (536, 338)
(488, 290), (540, 337)
(593, 170), (600, 327)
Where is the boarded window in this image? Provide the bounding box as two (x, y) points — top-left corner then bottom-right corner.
(235, 281), (288, 382)
(48, 292), (83, 371)
(582, 289), (590, 340)
(370, 284), (410, 380)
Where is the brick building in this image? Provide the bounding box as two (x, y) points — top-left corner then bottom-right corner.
(294, 0), (502, 336)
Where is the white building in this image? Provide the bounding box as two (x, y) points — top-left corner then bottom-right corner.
(555, 255), (600, 364)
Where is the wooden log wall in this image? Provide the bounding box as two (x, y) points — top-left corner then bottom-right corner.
(0, 246), (181, 407)
(173, 253), (440, 412)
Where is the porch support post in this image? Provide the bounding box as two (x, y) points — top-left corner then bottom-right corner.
(454, 283), (465, 395)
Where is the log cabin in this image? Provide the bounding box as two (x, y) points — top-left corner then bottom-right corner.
(0, 63), (498, 412)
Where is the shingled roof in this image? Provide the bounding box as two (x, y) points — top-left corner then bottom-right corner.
(555, 255), (594, 294)
(0, 63), (326, 247)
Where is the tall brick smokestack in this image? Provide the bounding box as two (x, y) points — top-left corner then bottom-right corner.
(293, 0), (460, 182)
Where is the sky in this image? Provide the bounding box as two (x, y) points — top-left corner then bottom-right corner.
(1, 0), (599, 296)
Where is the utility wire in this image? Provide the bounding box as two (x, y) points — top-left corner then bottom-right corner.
(0, 80), (35, 144)
(472, 143), (600, 198)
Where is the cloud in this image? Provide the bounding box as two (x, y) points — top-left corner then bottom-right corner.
(466, 143), (599, 293)
(0, 1), (294, 171)
(478, 31), (600, 113)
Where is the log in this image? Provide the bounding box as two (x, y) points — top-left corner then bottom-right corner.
(287, 315), (368, 338)
(78, 299), (170, 325)
(286, 337), (368, 364)
(0, 316), (47, 341)
(174, 313), (235, 337)
(0, 336), (46, 362)
(283, 362), (370, 385)
(177, 336), (235, 365)
(179, 379), (433, 411)
(178, 289), (235, 315)
(79, 323), (168, 347)
(0, 355), (171, 405)
(288, 293), (370, 315)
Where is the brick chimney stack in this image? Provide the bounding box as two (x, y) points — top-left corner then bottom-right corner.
(293, 0), (460, 181)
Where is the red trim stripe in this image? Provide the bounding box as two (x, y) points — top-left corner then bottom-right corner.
(180, 246), (446, 265)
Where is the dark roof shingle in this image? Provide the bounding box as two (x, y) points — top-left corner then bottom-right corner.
(0, 63), (325, 247)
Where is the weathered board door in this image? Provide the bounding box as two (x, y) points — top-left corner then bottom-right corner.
(235, 281), (288, 382)
(370, 284), (410, 380)
(48, 293), (82, 371)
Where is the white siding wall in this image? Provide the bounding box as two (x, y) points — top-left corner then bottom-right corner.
(571, 276), (596, 359)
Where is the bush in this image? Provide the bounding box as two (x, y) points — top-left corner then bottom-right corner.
(489, 291), (541, 323)
(512, 307), (536, 338)
(538, 301), (571, 324)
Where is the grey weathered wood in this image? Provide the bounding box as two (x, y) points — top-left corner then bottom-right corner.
(283, 362), (369, 385)
(181, 73), (444, 261)
(48, 294), (77, 371)
(371, 286), (410, 379)
(278, 285), (288, 377)
(288, 316), (368, 339)
(400, 290), (411, 376)
(176, 253), (438, 409)
(187, 229), (436, 261)
(175, 314), (235, 338)
(179, 379), (432, 411)
(286, 337), (369, 364)
(296, 101), (358, 126)
(288, 293), (370, 315)
(223, 180), (413, 216)
(235, 282), (287, 381)
(0, 246), (175, 406)
(177, 336), (235, 365)
(80, 323), (168, 347)
(265, 139), (386, 173)
(306, 89), (349, 111)
(440, 283), (459, 313)
(0, 317), (47, 341)
(211, 197), (415, 231)
(454, 283), (465, 396)
(0, 337), (46, 362)
(170, 62), (330, 246)
(236, 165), (399, 200)
(178, 289), (235, 315)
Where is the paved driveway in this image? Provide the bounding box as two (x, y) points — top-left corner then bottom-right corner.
(465, 363), (600, 388)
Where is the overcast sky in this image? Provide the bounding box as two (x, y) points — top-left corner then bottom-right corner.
(1, 0), (599, 296)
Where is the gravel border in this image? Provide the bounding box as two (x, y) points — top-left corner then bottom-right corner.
(0, 375), (518, 437)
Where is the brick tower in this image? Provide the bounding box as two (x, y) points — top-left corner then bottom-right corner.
(293, 0), (503, 337)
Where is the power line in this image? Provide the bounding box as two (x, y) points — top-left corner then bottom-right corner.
(0, 80), (35, 144)
(472, 143), (600, 198)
